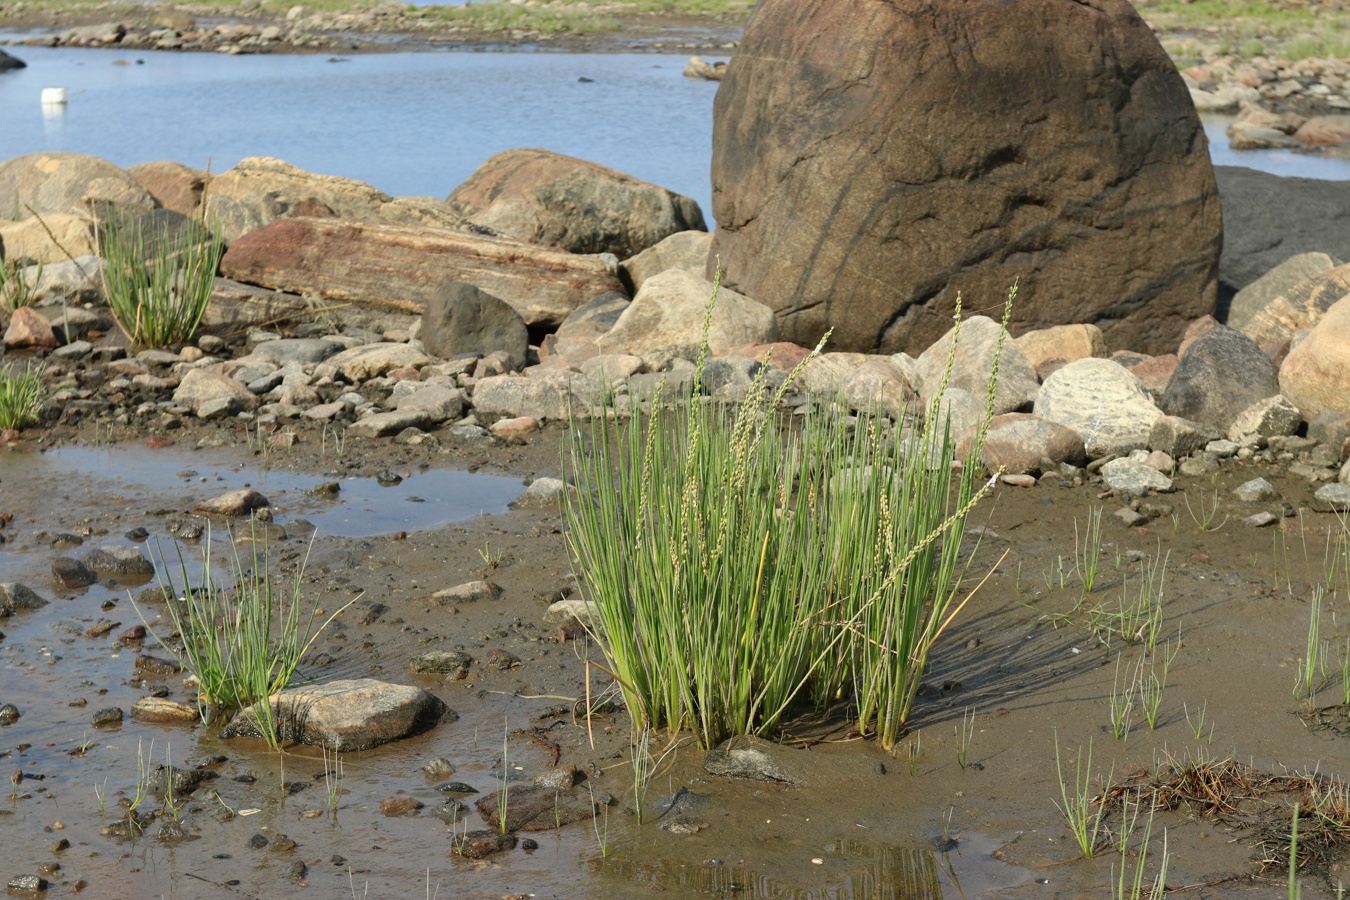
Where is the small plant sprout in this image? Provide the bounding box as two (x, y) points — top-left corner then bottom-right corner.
(322, 741), (344, 816)
(907, 730), (922, 777)
(1076, 506), (1105, 595)
(0, 257), (40, 313)
(1185, 700), (1210, 741)
(94, 778), (109, 813)
(589, 785), (610, 858)
(1185, 488), (1229, 533)
(1139, 654), (1168, 731)
(1290, 804), (1302, 900)
(0, 360), (45, 431)
(1295, 589), (1326, 709)
(497, 718), (510, 834)
(956, 707), (976, 770)
(1054, 732), (1110, 859)
(1110, 653), (1136, 743)
(1113, 790), (1169, 900)
(477, 542), (503, 570)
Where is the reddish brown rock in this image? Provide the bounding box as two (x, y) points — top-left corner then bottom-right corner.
(980, 413), (1087, 476)
(1280, 295), (1350, 420)
(448, 148), (705, 259)
(220, 217), (625, 329)
(3, 306), (57, 349)
(1294, 118), (1350, 149)
(719, 341), (813, 372)
(1242, 262), (1350, 356)
(127, 161), (206, 216)
(709, 0), (1220, 355)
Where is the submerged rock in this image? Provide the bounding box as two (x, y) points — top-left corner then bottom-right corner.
(473, 784), (596, 832)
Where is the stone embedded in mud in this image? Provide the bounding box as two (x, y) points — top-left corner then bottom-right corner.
(172, 368), (259, 416)
(346, 408), (439, 439)
(1099, 458), (1174, 496)
(451, 830), (517, 860)
(0, 703), (19, 722)
(0, 583), (48, 616)
(129, 697), (199, 723)
(6, 875), (48, 893)
(83, 545), (155, 577)
(508, 477), (575, 509)
(703, 735), (800, 784)
(1234, 478), (1280, 502)
(1244, 511), (1280, 528)
(474, 784), (597, 832)
(134, 654), (182, 676)
(1313, 483), (1350, 514)
(220, 678), (452, 751)
(429, 581), (503, 605)
(51, 557), (97, 589)
(194, 488), (269, 517)
(321, 342), (437, 382)
(380, 796), (424, 817)
(409, 650), (473, 678)
(422, 757), (455, 778)
(1035, 358), (1164, 459)
(91, 707), (124, 727)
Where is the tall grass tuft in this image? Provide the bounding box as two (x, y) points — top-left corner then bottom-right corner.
(132, 529), (357, 749)
(98, 212), (223, 350)
(0, 360), (45, 430)
(565, 277), (1007, 750)
(0, 258), (40, 314)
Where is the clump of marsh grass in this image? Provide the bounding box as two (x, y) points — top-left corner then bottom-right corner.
(0, 360), (44, 430)
(0, 258), (40, 314)
(132, 528), (359, 749)
(565, 277), (1008, 751)
(97, 211), (223, 350)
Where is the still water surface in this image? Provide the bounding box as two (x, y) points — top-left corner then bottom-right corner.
(0, 47), (1347, 229)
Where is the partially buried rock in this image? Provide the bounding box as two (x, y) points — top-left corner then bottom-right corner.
(83, 545), (155, 577)
(409, 650), (472, 679)
(130, 697), (199, 723)
(1161, 325), (1279, 433)
(474, 784), (596, 832)
(52, 557), (96, 589)
(428, 581), (503, 605)
(134, 654), (182, 676)
(1313, 484), (1350, 514)
(0, 583), (48, 615)
(420, 281), (529, 372)
(195, 488), (269, 517)
(380, 796), (423, 817)
(91, 707), (123, 727)
(509, 477), (575, 509)
(1099, 458), (1174, 495)
(221, 679), (451, 751)
(451, 830), (517, 860)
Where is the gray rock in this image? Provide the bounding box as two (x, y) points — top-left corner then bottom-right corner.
(1228, 251), (1340, 331)
(1312, 483), (1350, 513)
(841, 357), (915, 418)
(1100, 458), (1174, 495)
(429, 581), (504, 605)
(322, 342), (436, 382)
(473, 783), (597, 832)
(509, 477), (576, 509)
(28, 255), (103, 306)
(1243, 511), (1279, 527)
(1227, 395), (1302, 442)
(596, 269), (776, 370)
(1206, 439), (1240, 457)
(83, 546), (154, 577)
(1234, 478), (1279, 502)
(798, 352), (869, 396)
(703, 356), (788, 403)
(221, 678), (451, 751)
(701, 734), (878, 787)
(393, 385), (465, 422)
(346, 408), (438, 439)
(1114, 507), (1148, 527)
(544, 597), (599, 628)
(471, 370), (605, 422)
(409, 650), (473, 676)
(420, 282), (529, 371)
(195, 488), (269, 517)
(620, 230), (713, 293)
(0, 49), (25, 71)
(1161, 325), (1278, 432)
(578, 354), (644, 384)
(979, 413), (1086, 476)
(1035, 358), (1163, 459)
(0, 583), (48, 615)
(916, 316), (1037, 415)
(250, 338), (343, 365)
(173, 368), (258, 414)
(52, 557), (96, 589)
(91, 707), (124, 726)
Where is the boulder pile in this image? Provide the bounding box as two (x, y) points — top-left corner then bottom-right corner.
(3, 149), (1350, 519)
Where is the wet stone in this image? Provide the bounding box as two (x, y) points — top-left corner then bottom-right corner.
(129, 697), (198, 723)
(432, 799), (468, 822)
(0, 583), (47, 615)
(91, 707), (123, 727)
(451, 830), (517, 860)
(117, 624), (146, 643)
(534, 766), (578, 790)
(6, 875), (47, 893)
(0, 704), (18, 722)
(1313, 483), (1350, 513)
(422, 758), (455, 778)
(380, 796), (423, 816)
(84, 619), (118, 639)
(436, 781), (479, 795)
(247, 833), (268, 850)
(429, 580), (504, 605)
(1244, 511), (1279, 528)
(486, 649), (520, 670)
(475, 784), (597, 832)
(83, 545), (154, 576)
(409, 650), (473, 678)
(50, 839), (69, 853)
(51, 557), (96, 589)
(194, 488), (269, 517)
(134, 654), (182, 676)
(1234, 478), (1279, 502)
(1113, 507), (1148, 527)
(146, 764), (216, 798)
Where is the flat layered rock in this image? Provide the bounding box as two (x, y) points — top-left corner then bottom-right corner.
(220, 216), (625, 329)
(221, 678), (451, 751)
(1035, 358), (1163, 458)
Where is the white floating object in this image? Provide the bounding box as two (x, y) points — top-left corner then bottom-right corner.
(40, 87), (67, 105)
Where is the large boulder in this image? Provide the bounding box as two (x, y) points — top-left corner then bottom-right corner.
(1280, 295), (1350, 420)
(127, 160), (206, 217)
(420, 282), (529, 370)
(620, 230), (713, 293)
(220, 217), (625, 328)
(1034, 357), (1163, 458)
(708, 0), (1220, 355)
(205, 157), (476, 243)
(1227, 252), (1339, 333)
(0, 214), (97, 264)
(596, 269), (776, 369)
(0, 153), (154, 220)
(1160, 325), (1279, 432)
(1214, 166), (1350, 303)
(1241, 262), (1350, 357)
(447, 148), (706, 259)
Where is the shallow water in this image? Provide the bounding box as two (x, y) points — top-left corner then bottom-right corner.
(0, 47), (721, 214)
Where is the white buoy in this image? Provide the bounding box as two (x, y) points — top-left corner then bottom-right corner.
(40, 87), (67, 105)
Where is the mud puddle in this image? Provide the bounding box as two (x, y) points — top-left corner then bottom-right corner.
(3, 423), (1350, 896)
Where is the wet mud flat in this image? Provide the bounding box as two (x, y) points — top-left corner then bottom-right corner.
(2, 417), (1350, 896)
